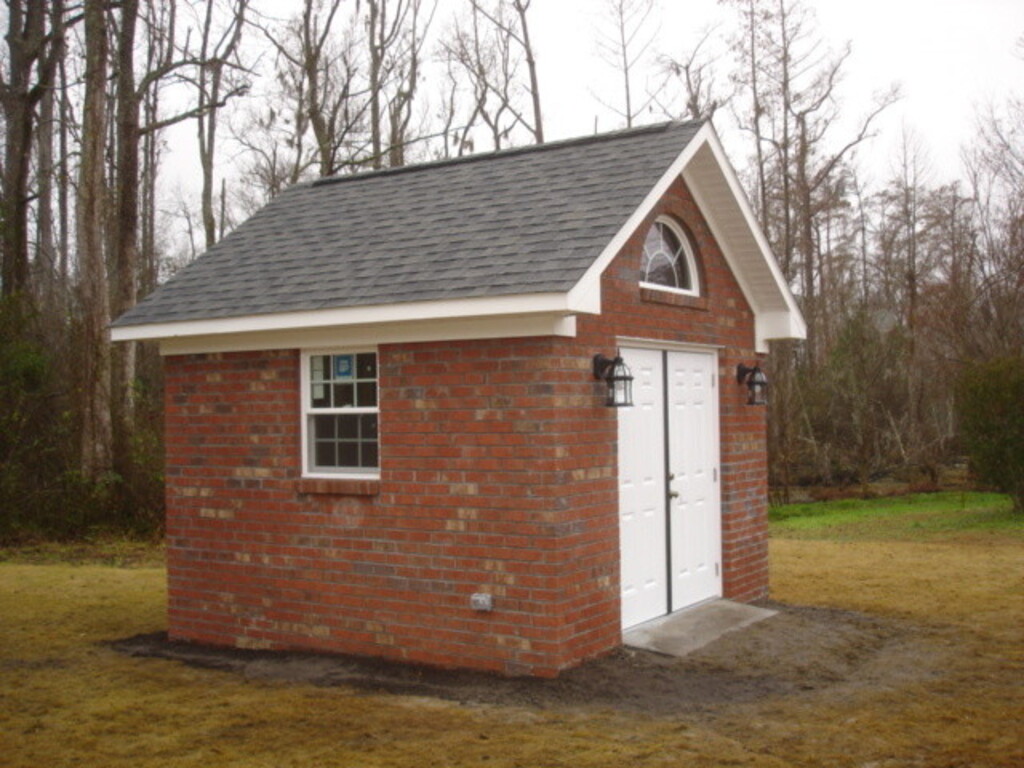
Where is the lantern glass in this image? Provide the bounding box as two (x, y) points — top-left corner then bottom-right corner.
(747, 368), (768, 405)
(608, 358), (634, 407)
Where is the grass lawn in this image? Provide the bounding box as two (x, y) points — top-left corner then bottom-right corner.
(769, 490), (1020, 541)
(2, 495), (1022, 767)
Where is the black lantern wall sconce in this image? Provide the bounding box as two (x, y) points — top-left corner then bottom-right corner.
(593, 353), (635, 407)
(736, 363), (768, 406)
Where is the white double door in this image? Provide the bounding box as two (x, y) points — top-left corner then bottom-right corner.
(618, 347), (722, 630)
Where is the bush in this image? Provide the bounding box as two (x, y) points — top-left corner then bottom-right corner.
(0, 298), (164, 543)
(956, 357), (1024, 513)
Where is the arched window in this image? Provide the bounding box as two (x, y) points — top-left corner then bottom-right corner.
(640, 217), (700, 296)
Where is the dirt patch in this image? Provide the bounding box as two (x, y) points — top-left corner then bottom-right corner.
(112, 601), (942, 717)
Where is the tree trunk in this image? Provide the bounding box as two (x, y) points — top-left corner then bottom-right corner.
(513, 0), (543, 143)
(1, 1), (63, 299)
(197, 0), (218, 247)
(368, 0), (384, 169)
(111, 0), (142, 478)
(197, 0), (247, 246)
(77, 0), (113, 480)
(36, 55), (56, 297)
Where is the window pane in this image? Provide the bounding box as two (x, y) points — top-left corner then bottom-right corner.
(357, 353), (377, 379)
(311, 355), (327, 382)
(333, 382), (355, 407)
(313, 414), (336, 439)
(333, 354), (355, 380)
(314, 441), (335, 467)
(337, 442), (359, 467)
(356, 381), (377, 408)
(646, 255), (679, 288)
(677, 260), (692, 290)
(361, 413), (378, 439)
(643, 225), (663, 255)
(361, 442), (379, 468)
(337, 414), (358, 439)
(312, 384), (329, 408)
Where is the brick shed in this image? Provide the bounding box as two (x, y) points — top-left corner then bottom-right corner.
(112, 120), (805, 677)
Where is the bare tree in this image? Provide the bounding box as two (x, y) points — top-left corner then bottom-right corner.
(0, 0), (65, 298)
(720, 0), (902, 495)
(232, 1), (360, 209)
(257, 0), (367, 178)
(77, 0), (112, 479)
(721, 0), (772, 231)
(478, 0), (543, 142)
(725, 0), (899, 363)
(442, 1), (522, 150)
(109, 0), (143, 474)
(657, 25), (726, 121)
(595, 0), (656, 128)
(139, 0), (175, 295)
(196, 0), (249, 248)
(364, 0), (437, 168)
(33, 23), (60, 299)
(958, 81), (1024, 361)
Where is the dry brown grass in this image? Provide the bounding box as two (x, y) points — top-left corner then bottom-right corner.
(2, 528), (1021, 766)
(731, 536), (1024, 767)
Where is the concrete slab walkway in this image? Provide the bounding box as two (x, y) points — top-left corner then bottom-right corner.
(622, 600), (777, 658)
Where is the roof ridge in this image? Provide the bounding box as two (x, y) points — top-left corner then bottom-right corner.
(311, 120), (703, 188)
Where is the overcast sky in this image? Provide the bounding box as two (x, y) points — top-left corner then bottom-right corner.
(525, 0), (1023, 183)
(172, 0), (1023, 203)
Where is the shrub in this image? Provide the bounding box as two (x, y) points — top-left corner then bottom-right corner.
(956, 357), (1024, 513)
(0, 298), (164, 543)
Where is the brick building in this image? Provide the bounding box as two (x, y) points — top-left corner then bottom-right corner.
(112, 121), (805, 677)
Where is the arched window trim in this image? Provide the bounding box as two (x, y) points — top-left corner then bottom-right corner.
(639, 215), (701, 298)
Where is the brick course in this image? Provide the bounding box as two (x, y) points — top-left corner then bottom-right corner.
(163, 176), (768, 676)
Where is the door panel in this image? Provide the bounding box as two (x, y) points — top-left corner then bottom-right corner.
(617, 349), (667, 629)
(666, 351), (721, 610)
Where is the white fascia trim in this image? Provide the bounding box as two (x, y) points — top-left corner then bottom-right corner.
(616, 336), (724, 354)
(755, 311), (807, 354)
(566, 122), (716, 314)
(111, 292), (576, 344)
(158, 312), (577, 356)
(683, 127), (807, 345)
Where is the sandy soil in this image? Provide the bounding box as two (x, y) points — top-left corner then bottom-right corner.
(113, 601), (934, 717)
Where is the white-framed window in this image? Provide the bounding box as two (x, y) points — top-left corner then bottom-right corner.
(640, 216), (701, 297)
(300, 349), (379, 478)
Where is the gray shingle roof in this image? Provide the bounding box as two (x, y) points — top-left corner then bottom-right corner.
(114, 120), (704, 328)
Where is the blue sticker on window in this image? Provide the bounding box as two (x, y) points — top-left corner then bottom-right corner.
(333, 354), (354, 379)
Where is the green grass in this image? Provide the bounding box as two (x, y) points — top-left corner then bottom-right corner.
(0, 537), (165, 567)
(769, 491), (1022, 541)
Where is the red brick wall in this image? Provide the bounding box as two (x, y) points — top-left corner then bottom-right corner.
(165, 339), (618, 677)
(163, 175), (768, 677)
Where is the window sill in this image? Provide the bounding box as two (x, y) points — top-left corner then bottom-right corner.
(296, 478), (380, 496)
(640, 286), (708, 311)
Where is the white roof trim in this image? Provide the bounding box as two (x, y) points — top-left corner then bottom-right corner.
(683, 127), (806, 351)
(111, 291), (575, 344)
(157, 312), (577, 356)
